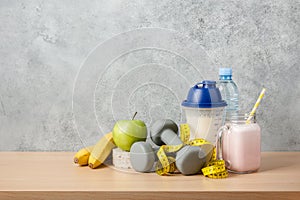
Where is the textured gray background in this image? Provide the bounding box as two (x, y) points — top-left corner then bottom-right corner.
(0, 0), (299, 151)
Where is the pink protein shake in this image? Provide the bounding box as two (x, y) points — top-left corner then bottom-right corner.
(218, 115), (261, 173)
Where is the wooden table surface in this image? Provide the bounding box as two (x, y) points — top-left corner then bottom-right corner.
(0, 152), (299, 200)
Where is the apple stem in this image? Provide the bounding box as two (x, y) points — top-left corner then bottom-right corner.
(132, 112), (138, 120)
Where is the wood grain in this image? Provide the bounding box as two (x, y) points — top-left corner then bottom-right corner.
(0, 152), (299, 199)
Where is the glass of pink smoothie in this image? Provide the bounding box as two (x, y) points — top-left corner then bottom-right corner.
(217, 113), (261, 173)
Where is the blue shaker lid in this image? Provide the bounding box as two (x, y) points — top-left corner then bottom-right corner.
(181, 80), (227, 108)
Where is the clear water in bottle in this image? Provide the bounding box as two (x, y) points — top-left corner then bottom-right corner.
(218, 68), (239, 122)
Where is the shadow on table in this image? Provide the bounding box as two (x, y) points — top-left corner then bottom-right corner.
(259, 153), (297, 172)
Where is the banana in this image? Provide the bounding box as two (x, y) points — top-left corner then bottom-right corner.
(88, 132), (116, 169)
(74, 146), (94, 166)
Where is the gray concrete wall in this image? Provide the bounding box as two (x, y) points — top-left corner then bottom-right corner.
(0, 0), (299, 151)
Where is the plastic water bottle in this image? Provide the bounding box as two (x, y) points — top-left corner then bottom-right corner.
(218, 68), (239, 121)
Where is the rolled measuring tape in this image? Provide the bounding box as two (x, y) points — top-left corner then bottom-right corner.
(155, 124), (228, 178)
(201, 160), (228, 179)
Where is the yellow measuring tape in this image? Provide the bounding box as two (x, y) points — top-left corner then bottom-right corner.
(155, 124), (228, 178)
(155, 146), (179, 175)
(202, 160), (228, 178)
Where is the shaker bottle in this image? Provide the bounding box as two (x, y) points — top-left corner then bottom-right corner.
(181, 80), (227, 144)
(217, 113), (261, 173)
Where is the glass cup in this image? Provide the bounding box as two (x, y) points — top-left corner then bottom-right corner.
(217, 113), (261, 173)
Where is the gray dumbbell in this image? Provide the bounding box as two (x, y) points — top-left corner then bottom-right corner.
(176, 144), (214, 175)
(130, 119), (181, 172)
(150, 119), (183, 146)
(130, 142), (158, 172)
(150, 119), (214, 174)
(130, 119), (214, 175)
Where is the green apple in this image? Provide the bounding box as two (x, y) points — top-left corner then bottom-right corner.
(112, 119), (147, 151)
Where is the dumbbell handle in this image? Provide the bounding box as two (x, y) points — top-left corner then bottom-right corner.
(161, 129), (183, 146)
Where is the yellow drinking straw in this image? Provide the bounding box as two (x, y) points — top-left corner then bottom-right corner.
(246, 88), (266, 124)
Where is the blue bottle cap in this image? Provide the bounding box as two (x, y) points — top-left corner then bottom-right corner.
(181, 80), (227, 108)
(219, 68), (232, 76)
